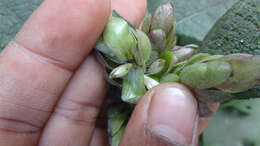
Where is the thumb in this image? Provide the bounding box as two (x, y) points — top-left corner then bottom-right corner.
(120, 83), (199, 146)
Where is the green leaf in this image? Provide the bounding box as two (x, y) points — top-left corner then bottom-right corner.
(203, 99), (260, 146)
(147, 0), (238, 45)
(157, 50), (177, 77)
(109, 114), (127, 136)
(160, 73), (180, 83)
(0, 0), (43, 51)
(200, 0), (260, 98)
(121, 67), (146, 104)
(185, 53), (211, 65)
(111, 124), (126, 146)
(107, 104), (125, 119)
(172, 53), (210, 74)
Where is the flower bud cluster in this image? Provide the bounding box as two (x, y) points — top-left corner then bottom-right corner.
(95, 2), (260, 104)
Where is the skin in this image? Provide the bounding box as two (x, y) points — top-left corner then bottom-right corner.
(0, 0), (218, 145)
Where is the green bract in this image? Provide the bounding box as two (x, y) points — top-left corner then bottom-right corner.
(135, 30), (152, 67)
(180, 61), (232, 89)
(103, 17), (137, 61)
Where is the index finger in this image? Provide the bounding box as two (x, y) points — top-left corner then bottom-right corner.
(0, 0), (110, 145)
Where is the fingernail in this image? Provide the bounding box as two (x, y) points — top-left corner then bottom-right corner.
(148, 85), (198, 145)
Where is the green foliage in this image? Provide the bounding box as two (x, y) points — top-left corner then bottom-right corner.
(200, 0), (260, 99)
(200, 0), (260, 145)
(200, 0), (260, 55)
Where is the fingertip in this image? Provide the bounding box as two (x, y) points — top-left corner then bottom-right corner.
(147, 83), (198, 145)
(121, 83), (199, 146)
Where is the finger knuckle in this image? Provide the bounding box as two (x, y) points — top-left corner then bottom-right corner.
(54, 98), (100, 125)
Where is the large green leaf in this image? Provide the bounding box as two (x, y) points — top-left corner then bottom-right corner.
(200, 0), (260, 99)
(147, 0), (238, 45)
(202, 1), (260, 144)
(0, 0), (42, 50)
(203, 99), (260, 146)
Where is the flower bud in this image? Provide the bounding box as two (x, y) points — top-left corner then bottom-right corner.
(103, 16), (137, 61)
(180, 61), (232, 89)
(148, 59), (166, 75)
(109, 63), (133, 78)
(151, 2), (174, 34)
(172, 46), (196, 62)
(134, 30), (152, 67)
(217, 54), (260, 93)
(149, 29), (166, 52)
(144, 75), (160, 89)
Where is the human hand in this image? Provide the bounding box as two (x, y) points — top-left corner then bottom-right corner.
(0, 0), (218, 145)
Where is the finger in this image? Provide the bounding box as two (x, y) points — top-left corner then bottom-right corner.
(39, 54), (107, 146)
(89, 128), (109, 146)
(111, 0), (146, 26)
(0, 0), (110, 145)
(38, 0), (147, 145)
(89, 116), (109, 146)
(120, 83), (199, 146)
